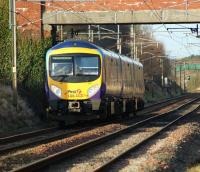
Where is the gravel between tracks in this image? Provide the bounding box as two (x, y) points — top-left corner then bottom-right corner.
(44, 102), (198, 172)
(0, 97), (195, 172)
(110, 108), (200, 172)
(0, 123), (127, 171)
(45, 127), (161, 172)
(152, 98), (192, 115)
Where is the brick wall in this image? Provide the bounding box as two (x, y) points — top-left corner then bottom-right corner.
(44, 0), (198, 12)
(16, 0), (200, 38)
(16, 1), (42, 38)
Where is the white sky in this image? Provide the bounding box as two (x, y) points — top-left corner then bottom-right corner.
(151, 24), (200, 59)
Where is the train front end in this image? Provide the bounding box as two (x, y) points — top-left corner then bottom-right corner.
(45, 41), (102, 120)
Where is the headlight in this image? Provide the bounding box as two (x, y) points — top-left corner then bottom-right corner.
(51, 85), (62, 97)
(88, 85), (100, 97)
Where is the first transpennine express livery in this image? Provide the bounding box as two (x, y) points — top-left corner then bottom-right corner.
(45, 40), (145, 124)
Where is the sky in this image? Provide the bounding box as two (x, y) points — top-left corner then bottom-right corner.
(151, 24), (200, 59)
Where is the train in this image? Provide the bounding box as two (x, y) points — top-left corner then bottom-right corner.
(45, 40), (145, 124)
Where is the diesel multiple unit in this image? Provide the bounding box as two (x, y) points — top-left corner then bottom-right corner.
(45, 40), (145, 123)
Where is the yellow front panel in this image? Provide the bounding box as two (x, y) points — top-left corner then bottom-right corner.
(48, 47), (102, 100)
(48, 77), (101, 100)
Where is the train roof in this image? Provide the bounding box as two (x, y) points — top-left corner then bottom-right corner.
(50, 40), (99, 50)
(120, 55), (143, 67)
(49, 40), (143, 67)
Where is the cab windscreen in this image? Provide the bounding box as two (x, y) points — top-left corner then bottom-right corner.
(49, 54), (100, 83)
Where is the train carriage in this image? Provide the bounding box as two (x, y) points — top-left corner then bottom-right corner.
(45, 40), (145, 124)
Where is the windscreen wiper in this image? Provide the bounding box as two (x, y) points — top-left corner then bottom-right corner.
(57, 75), (70, 82)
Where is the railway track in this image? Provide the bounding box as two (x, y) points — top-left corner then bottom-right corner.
(9, 96), (199, 172)
(144, 94), (187, 108)
(0, 95), (192, 156)
(94, 99), (200, 172)
(0, 127), (58, 145)
(0, 120), (113, 155)
(138, 94), (188, 115)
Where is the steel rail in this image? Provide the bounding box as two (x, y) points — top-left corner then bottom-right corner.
(137, 94), (190, 116)
(11, 97), (199, 172)
(143, 94), (187, 109)
(94, 100), (200, 172)
(0, 121), (112, 155)
(0, 95), (190, 155)
(0, 127), (58, 145)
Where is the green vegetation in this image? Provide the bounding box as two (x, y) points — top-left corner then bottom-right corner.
(176, 55), (200, 92)
(0, 0), (51, 108)
(0, 0), (12, 80)
(17, 38), (51, 98)
(0, 0), (50, 128)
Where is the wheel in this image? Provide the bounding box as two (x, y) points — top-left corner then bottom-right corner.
(100, 101), (111, 120)
(123, 101), (131, 119)
(132, 100), (136, 117)
(115, 100), (123, 115)
(138, 100), (145, 110)
(123, 100), (136, 118)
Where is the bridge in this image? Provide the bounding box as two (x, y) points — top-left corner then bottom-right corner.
(42, 0), (200, 24)
(16, 0), (200, 37)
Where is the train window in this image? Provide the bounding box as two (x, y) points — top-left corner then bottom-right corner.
(51, 56), (73, 76)
(50, 54), (100, 82)
(75, 56), (99, 76)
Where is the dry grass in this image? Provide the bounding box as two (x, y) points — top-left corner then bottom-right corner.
(0, 84), (40, 133)
(187, 165), (200, 172)
(144, 81), (178, 103)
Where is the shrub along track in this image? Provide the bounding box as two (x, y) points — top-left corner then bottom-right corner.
(3, 95), (198, 172)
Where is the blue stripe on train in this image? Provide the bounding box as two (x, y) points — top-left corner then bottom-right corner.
(51, 40), (99, 50)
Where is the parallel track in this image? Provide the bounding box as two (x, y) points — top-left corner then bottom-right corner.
(0, 127), (58, 145)
(11, 96), (199, 172)
(144, 94), (187, 109)
(94, 99), (200, 171)
(0, 95), (191, 155)
(0, 121), (112, 155)
(138, 94), (188, 115)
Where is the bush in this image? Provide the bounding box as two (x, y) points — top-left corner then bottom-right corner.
(0, 0), (12, 80)
(0, 0), (52, 113)
(17, 38), (51, 96)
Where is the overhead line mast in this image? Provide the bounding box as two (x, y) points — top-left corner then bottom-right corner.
(9, 0), (18, 108)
